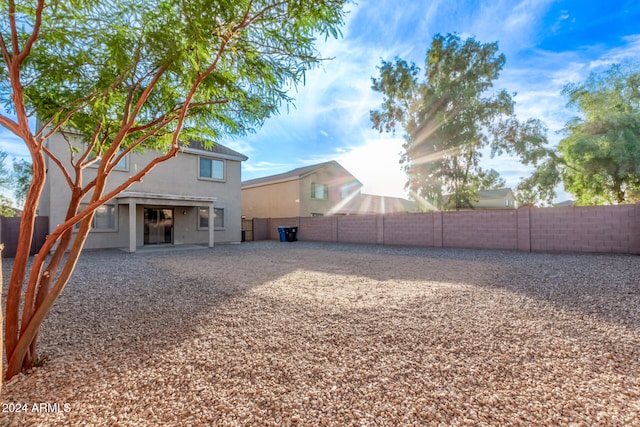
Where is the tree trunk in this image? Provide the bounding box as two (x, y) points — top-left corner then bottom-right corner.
(613, 180), (625, 204)
(1, 243), (4, 393)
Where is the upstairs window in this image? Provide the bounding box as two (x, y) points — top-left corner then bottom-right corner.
(311, 183), (328, 200)
(199, 157), (225, 180)
(113, 155), (128, 171)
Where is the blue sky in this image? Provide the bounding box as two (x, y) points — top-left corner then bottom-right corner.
(2, 0), (640, 201)
(222, 0), (640, 199)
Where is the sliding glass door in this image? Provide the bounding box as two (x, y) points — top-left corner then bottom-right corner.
(144, 208), (173, 245)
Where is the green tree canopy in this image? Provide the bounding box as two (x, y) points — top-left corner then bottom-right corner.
(0, 0), (348, 381)
(558, 62), (640, 205)
(370, 33), (546, 210)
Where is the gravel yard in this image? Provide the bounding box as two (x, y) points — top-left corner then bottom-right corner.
(1, 241), (639, 426)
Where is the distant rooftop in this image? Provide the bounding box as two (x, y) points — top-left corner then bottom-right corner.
(336, 193), (417, 215)
(242, 160), (361, 188)
(478, 188), (513, 199)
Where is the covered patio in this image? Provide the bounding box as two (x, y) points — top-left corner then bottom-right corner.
(116, 192), (217, 253)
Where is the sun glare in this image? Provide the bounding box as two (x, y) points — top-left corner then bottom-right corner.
(409, 190), (439, 212)
(337, 137), (407, 198)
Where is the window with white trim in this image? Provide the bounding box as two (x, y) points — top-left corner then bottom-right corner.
(76, 204), (117, 231)
(199, 157), (225, 180)
(311, 183), (328, 200)
(198, 207), (224, 229)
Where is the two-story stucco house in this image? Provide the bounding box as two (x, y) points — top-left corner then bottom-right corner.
(39, 132), (247, 252)
(241, 160), (416, 218)
(242, 161), (363, 218)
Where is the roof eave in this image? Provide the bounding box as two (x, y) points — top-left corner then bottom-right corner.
(181, 146), (248, 162)
(242, 176), (302, 189)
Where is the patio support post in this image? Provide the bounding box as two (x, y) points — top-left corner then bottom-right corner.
(208, 203), (214, 248)
(129, 201), (137, 253)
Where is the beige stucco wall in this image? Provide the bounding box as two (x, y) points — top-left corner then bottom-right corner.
(41, 132), (244, 248)
(242, 180), (301, 219)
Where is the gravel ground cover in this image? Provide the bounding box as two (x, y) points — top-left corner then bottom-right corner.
(1, 241), (639, 426)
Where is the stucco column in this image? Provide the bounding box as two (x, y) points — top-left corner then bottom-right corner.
(129, 201), (137, 253)
(208, 203), (215, 248)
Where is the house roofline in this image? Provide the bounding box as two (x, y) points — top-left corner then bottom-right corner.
(181, 146), (248, 162)
(242, 160), (363, 189)
(241, 176), (302, 189)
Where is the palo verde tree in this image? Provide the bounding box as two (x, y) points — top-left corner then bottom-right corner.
(0, 0), (348, 381)
(371, 33), (548, 210)
(558, 62), (640, 205)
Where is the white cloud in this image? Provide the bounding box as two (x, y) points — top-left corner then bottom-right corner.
(221, 138), (254, 156)
(0, 132), (31, 161)
(588, 34), (640, 69)
(464, 0), (556, 54)
(500, 32), (640, 147)
(242, 161), (291, 173)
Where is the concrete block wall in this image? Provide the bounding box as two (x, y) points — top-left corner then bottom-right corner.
(255, 203), (640, 255)
(516, 208), (531, 252)
(252, 218), (269, 242)
(299, 216), (337, 242)
(383, 213), (436, 246)
(266, 217), (300, 241)
(530, 205), (640, 254)
(337, 215), (378, 244)
(443, 210), (518, 250)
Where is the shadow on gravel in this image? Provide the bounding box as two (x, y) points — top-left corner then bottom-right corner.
(1, 240), (639, 425)
(260, 241), (640, 331)
(4, 240), (638, 364)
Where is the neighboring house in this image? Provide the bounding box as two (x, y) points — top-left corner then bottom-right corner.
(241, 160), (416, 218)
(40, 133), (248, 252)
(474, 188), (517, 209)
(242, 161), (362, 218)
